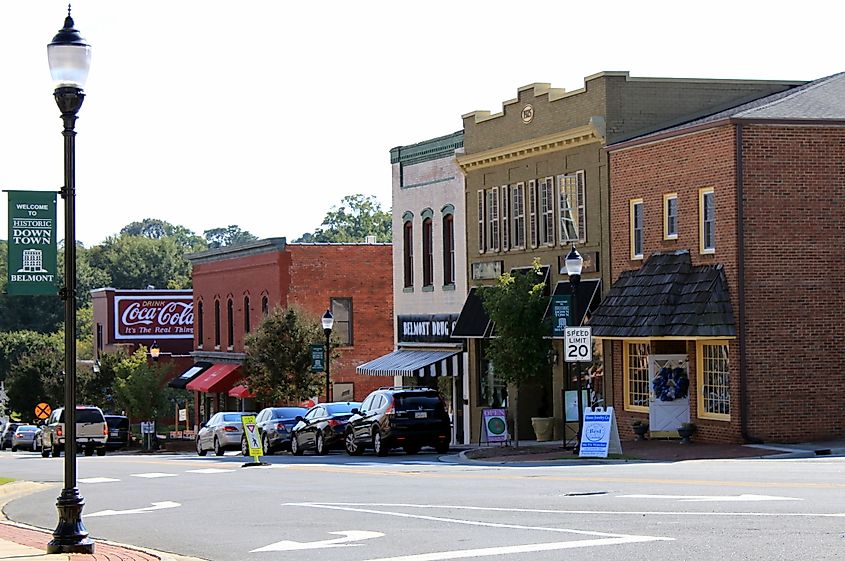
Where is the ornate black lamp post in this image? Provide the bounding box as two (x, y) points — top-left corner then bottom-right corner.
(46, 7), (93, 554)
(564, 245), (584, 450)
(322, 309), (334, 402)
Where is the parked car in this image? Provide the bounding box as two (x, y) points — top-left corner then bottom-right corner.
(104, 415), (130, 450)
(11, 424), (38, 452)
(0, 422), (22, 451)
(196, 412), (255, 456)
(246, 406), (308, 455)
(32, 427), (42, 452)
(39, 406), (108, 457)
(344, 387), (451, 456)
(290, 402), (361, 456)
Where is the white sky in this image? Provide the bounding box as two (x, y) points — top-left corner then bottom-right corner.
(1, 1), (842, 247)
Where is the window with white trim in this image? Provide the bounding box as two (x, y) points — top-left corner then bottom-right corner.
(697, 341), (730, 419)
(512, 182), (525, 249)
(558, 170), (586, 243)
(699, 187), (715, 253)
(624, 342), (651, 411)
(630, 199), (644, 260)
(422, 217), (433, 287)
(488, 187), (500, 252)
(442, 213), (455, 286)
(501, 185), (510, 251)
(539, 177), (554, 246)
(403, 218), (414, 288)
(664, 193), (678, 240)
(477, 190), (485, 254)
(528, 180), (538, 248)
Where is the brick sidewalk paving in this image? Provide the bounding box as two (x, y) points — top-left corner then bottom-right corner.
(0, 521), (161, 561)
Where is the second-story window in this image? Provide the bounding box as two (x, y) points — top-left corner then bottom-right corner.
(197, 301), (204, 348)
(443, 213), (455, 286)
(488, 187), (500, 252)
(630, 199), (644, 260)
(243, 296), (251, 333)
(331, 297), (353, 346)
(214, 300), (221, 348)
(512, 183), (525, 249)
(700, 188), (715, 253)
(261, 295), (269, 316)
(422, 217), (433, 287)
(403, 219), (414, 288)
(540, 177), (554, 246)
(227, 298), (234, 349)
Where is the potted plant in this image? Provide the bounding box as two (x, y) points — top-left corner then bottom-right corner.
(677, 422), (696, 444)
(631, 420), (649, 440)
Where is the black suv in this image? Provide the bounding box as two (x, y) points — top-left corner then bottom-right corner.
(104, 415), (130, 450)
(344, 387), (451, 456)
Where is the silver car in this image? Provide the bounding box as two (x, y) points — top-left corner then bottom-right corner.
(196, 412), (255, 456)
(11, 425), (38, 452)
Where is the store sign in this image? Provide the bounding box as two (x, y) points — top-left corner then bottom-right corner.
(5, 190), (57, 296)
(482, 408), (508, 443)
(578, 406), (622, 458)
(114, 295), (194, 340)
(397, 314), (459, 344)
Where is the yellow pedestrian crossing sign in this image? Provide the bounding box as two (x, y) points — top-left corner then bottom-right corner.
(241, 415), (262, 463)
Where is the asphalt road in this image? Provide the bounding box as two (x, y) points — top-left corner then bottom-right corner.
(0, 448), (843, 561)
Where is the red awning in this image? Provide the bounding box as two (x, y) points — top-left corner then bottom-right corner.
(186, 364), (242, 393)
(228, 385), (255, 399)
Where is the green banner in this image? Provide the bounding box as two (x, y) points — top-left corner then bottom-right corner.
(310, 344), (326, 372)
(6, 191), (58, 296)
(551, 294), (572, 337)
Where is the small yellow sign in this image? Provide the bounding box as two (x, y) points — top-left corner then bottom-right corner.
(35, 402), (51, 420)
(241, 415), (262, 462)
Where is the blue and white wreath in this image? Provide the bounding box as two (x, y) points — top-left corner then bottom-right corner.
(652, 366), (689, 401)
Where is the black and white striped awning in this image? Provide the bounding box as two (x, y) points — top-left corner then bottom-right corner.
(356, 349), (464, 377)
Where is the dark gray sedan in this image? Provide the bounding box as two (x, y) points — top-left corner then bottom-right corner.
(11, 425), (38, 452)
(250, 406), (308, 455)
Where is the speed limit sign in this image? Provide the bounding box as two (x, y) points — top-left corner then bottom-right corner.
(564, 326), (592, 363)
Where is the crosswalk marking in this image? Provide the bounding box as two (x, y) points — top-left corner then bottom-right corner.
(79, 477), (120, 483)
(131, 472), (178, 478)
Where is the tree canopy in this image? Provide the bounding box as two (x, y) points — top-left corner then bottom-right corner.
(295, 194), (391, 243)
(203, 225), (258, 249)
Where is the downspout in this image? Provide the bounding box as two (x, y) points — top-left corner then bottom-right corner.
(736, 122), (761, 444)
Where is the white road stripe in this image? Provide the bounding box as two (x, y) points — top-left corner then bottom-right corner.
(79, 477), (120, 483)
(185, 468), (236, 474)
(130, 472), (178, 478)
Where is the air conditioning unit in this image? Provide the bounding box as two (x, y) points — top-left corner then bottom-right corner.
(365, 235), (377, 244)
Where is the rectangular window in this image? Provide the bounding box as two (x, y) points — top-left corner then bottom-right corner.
(478, 342), (507, 407)
(442, 214), (455, 286)
(422, 218), (433, 287)
(331, 297), (353, 346)
(403, 221), (414, 288)
(624, 342), (651, 412)
(539, 177), (554, 246)
(699, 187), (715, 253)
(697, 341), (730, 420)
(558, 171), (586, 243)
(664, 193), (678, 240)
(630, 199), (644, 260)
(528, 180), (538, 248)
(477, 190), (485, 254)
(501, 185), (510, 251)
(488, 187), (500, 252)
(512, 183), (525, 249)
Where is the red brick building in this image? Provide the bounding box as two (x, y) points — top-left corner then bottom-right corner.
(183, 238), (393, 422)
(595, 72), (845, 444)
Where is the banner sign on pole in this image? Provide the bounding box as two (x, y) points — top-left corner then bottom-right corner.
(5, 190), (57, 296)
(481, 408), (508, 443)
(310, 344), (326, 372)
(551, 294), (571, 338)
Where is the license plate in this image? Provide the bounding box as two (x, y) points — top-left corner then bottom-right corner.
(110, 430), (119, 436)
(414, 412), (427, 419)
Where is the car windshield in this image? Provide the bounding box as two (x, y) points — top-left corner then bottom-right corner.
(270, 408), (306, 419)
(17, 426), (36, 432)
(394, 394), (445, 412)
(325, 403), (360, 415)
(221, 414), (246, 423)
(57, 410), (103, 423)
(105, 417), (129, 429)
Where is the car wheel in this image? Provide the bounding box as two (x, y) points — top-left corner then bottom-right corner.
(196, 438), (207, 456)
(52, 443), (61, 457)
(41, 445), (50, 458)
(435, 442), (450, 454)
(96, 448), (106, 456)
(290, 434), (304, 456)
(345, 430), (364, 456)
(241, 437), (249, 456)
(10, 445), (16, 452)
(315, 433), (328, 456)
(373, 430), (389, 457)
(213, 437), (224, 456)
(262, 435), (273, 456)
(403, 443), (421, 455)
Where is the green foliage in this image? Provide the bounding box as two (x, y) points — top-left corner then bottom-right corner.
(3, 332), (64, 416)
(120, 219), (207, 253)
(478, 260), (552, 388)
(244, 306), (325, 404)
(112, 347), (175, 421)
(88, 234), (193, 289)
(295, 194), (391, 243)
(203, 225), (258, 249)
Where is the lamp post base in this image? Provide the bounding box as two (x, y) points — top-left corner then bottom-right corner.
(47, 488), (94, 554)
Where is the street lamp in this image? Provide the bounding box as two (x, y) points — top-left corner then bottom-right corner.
(47, 7), (94, 554)
(321, 309), (334, 403)
(564, 245), (584, 452)
(150, 341), (160, 361)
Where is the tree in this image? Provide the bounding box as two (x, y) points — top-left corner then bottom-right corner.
(88, 234), (193, 289)
(120, 218), (207, 253)
(294, 194), (391, 243)
(478, 259), (552, 446)
(3, 332), (64, 417)
(203, 225), (258, 249)
(112, 347), (174, 422)
(243, 306), (325, 404)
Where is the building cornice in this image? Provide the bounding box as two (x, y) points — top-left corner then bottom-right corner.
(456, 124), (601, 172)
(185, 237), (286, 264)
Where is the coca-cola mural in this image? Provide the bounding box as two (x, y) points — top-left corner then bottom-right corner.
(114, 295), (194, 340)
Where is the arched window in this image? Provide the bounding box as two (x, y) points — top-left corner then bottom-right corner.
(442, 213), (455, 286)
(197, 301), (204, 348)
(261, 295), (269, 316)
(243, 296), (251, 333)
(227, 298), (234, 349)
(214, 300), (221, 348)
(422, 217), (433, 287)
(403, 219), (413, 289)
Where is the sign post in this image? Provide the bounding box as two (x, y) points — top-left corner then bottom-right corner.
(241, 415), (265, 466)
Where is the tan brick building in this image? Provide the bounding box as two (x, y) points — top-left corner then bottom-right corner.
(598, 71), (845, 443)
